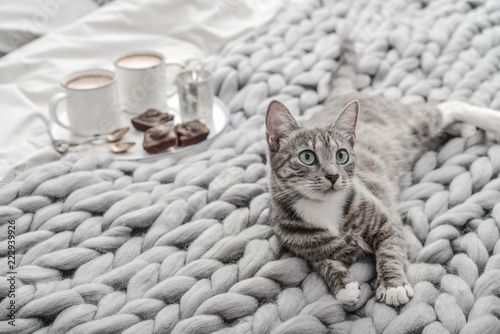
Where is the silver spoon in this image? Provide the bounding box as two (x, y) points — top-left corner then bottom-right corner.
(53, 140), (135, 154)
(55, 127), (130, 147)
(52, 127), (131, 153)
(101, 142), (135, 153)
(102, 127), (130, 142)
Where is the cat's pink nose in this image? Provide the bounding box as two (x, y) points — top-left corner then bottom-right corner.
(325, 174), (339, 185)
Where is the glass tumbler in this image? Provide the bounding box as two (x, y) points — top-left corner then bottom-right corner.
(175, 69), (214, 127)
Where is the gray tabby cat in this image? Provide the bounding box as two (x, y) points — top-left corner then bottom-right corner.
(266, 40), (500, 307)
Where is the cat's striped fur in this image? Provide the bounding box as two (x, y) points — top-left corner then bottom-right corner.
(266, 40), (500, 307)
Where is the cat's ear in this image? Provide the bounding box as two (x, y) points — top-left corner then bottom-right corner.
(331, 100), (359, 145)
(266, 100), (300, 151)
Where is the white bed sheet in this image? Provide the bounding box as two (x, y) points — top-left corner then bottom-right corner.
(0, 0), (283, 178)
(0, 0), (99, 56)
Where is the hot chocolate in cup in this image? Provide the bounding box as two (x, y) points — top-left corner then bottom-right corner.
(65, 74), (114, 89)
(116, 54), (163, 69)
(114, 50), (184, 115)
(49, 69), (122, 137)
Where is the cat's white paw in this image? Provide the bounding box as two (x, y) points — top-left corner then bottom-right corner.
(335, 282), (361, 306)
(460, 124), (477, 138)
(377, 284), (413, 307)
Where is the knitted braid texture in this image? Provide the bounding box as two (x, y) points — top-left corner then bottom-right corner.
(2, 0), (500, 333)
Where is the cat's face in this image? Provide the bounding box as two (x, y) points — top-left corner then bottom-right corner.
(272, 128), (356, 200)
(266, 100), (359, 201)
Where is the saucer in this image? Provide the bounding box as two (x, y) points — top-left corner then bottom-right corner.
(48, 90), (230, 161)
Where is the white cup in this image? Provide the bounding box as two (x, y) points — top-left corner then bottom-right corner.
(49, 69), (121, 137)
(114, 50), (184, 115)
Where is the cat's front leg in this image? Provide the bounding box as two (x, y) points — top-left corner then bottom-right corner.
(313, 259), (360, 306)
(373, 221), (414, 307)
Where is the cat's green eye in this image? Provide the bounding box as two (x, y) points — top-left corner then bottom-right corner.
(336, 149), (349, 164)
(299, 150), (316, 165)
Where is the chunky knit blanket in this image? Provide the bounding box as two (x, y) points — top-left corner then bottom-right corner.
(3, 0), (500, 333)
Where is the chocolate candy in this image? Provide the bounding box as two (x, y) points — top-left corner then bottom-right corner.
(143, 121), (178, 154)
(175, 120), (210, 147)
(131, 109), (174, 131)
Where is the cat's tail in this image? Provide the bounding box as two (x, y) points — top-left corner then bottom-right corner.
(329, 39), (357, 95)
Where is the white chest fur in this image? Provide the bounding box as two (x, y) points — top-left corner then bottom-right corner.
(293, 190), (347, 236)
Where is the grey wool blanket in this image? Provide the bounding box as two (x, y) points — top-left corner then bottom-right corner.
(3, 0), (500, 333)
